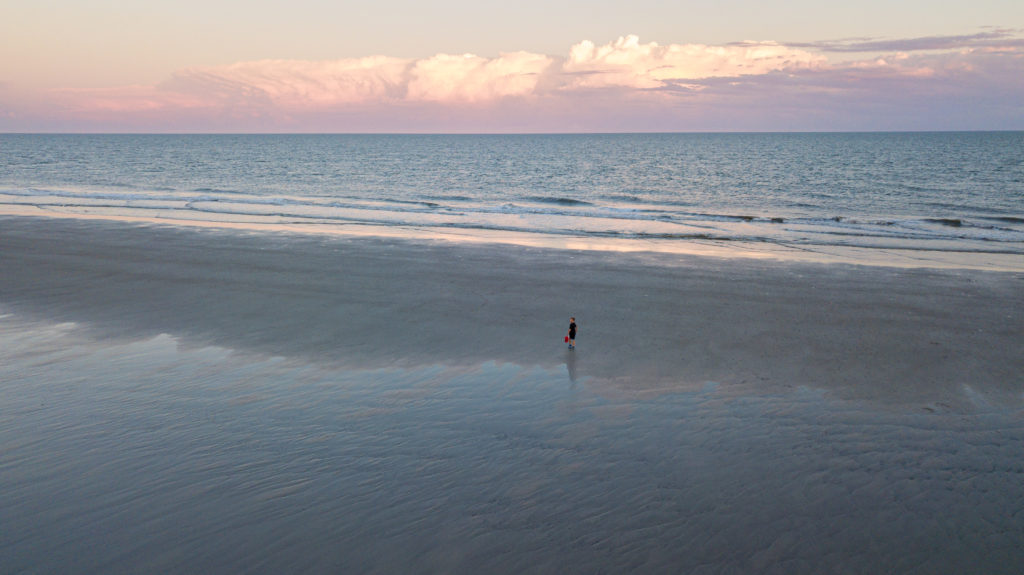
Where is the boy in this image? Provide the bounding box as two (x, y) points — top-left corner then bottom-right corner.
(568, 317), (577, 350)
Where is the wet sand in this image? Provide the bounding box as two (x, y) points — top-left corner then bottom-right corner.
(2, 216), (1024, 574)
(1, 216), (1021, 407)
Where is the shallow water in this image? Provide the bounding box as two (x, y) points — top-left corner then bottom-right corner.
(3, 313), (1022, 574)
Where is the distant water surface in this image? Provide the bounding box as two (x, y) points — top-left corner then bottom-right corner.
(1, 133), (1022, 260)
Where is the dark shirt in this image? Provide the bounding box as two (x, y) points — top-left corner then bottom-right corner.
(569, 322), (577, 338)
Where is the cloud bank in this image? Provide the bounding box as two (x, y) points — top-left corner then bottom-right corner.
(563, 36), (823, 89)
(3, 31), (1023, 132)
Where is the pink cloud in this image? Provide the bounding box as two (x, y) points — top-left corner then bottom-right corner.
(161, 51), (554, 108)
(164, 56), (410, 108)
(2, 32), (1022, 132)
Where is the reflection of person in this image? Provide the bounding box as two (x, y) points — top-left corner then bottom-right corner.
(568, 317), (577, 350)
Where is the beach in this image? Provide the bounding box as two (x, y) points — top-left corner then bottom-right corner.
(2, 215), (1023, 573)
(2, 216), (1021, 401)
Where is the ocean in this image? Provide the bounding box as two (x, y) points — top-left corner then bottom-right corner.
(2, 132), (1022, 263)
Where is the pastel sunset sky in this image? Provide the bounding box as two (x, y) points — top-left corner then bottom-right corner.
(3, 0), (1023, 132)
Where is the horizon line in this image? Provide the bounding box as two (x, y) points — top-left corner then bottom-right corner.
(4, 129), (1023, 136)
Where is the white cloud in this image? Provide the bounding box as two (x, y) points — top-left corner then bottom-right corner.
(562, 35), (825, 89)
(407, 51), (554, 102)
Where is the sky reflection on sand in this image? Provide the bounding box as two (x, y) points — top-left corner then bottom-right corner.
(2, 316), (1023, 574)
(2, 216), (1022, 571)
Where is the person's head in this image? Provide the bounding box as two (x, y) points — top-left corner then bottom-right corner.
(570, 317), (575, 322)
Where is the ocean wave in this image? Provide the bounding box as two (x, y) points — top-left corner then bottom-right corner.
(984, 216), (1024, 225)
(7, 186), (1018, 240)
(685, 212), (787, 224)
(926, 218), (964, 227)
(3, 188), (187, 203)
(598, 194), (646, 203)
(192, 187), (249, 196)
(382, 198), (441, 208)
(4, 185), (1023, 253)
(424, 194), (474, 202)
(524, 196), (594, 206)
(89, 181), (136, 189)
(828, 217), (897, 226)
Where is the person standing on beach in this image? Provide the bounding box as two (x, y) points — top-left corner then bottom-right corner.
(568, 317), (577, 350)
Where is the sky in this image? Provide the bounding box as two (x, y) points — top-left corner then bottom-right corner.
(2, 0), (1023, 132)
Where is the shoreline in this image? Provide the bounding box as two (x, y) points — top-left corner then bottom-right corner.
(2, 215), (1022, 409)
(2, 207), (1023, 272)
